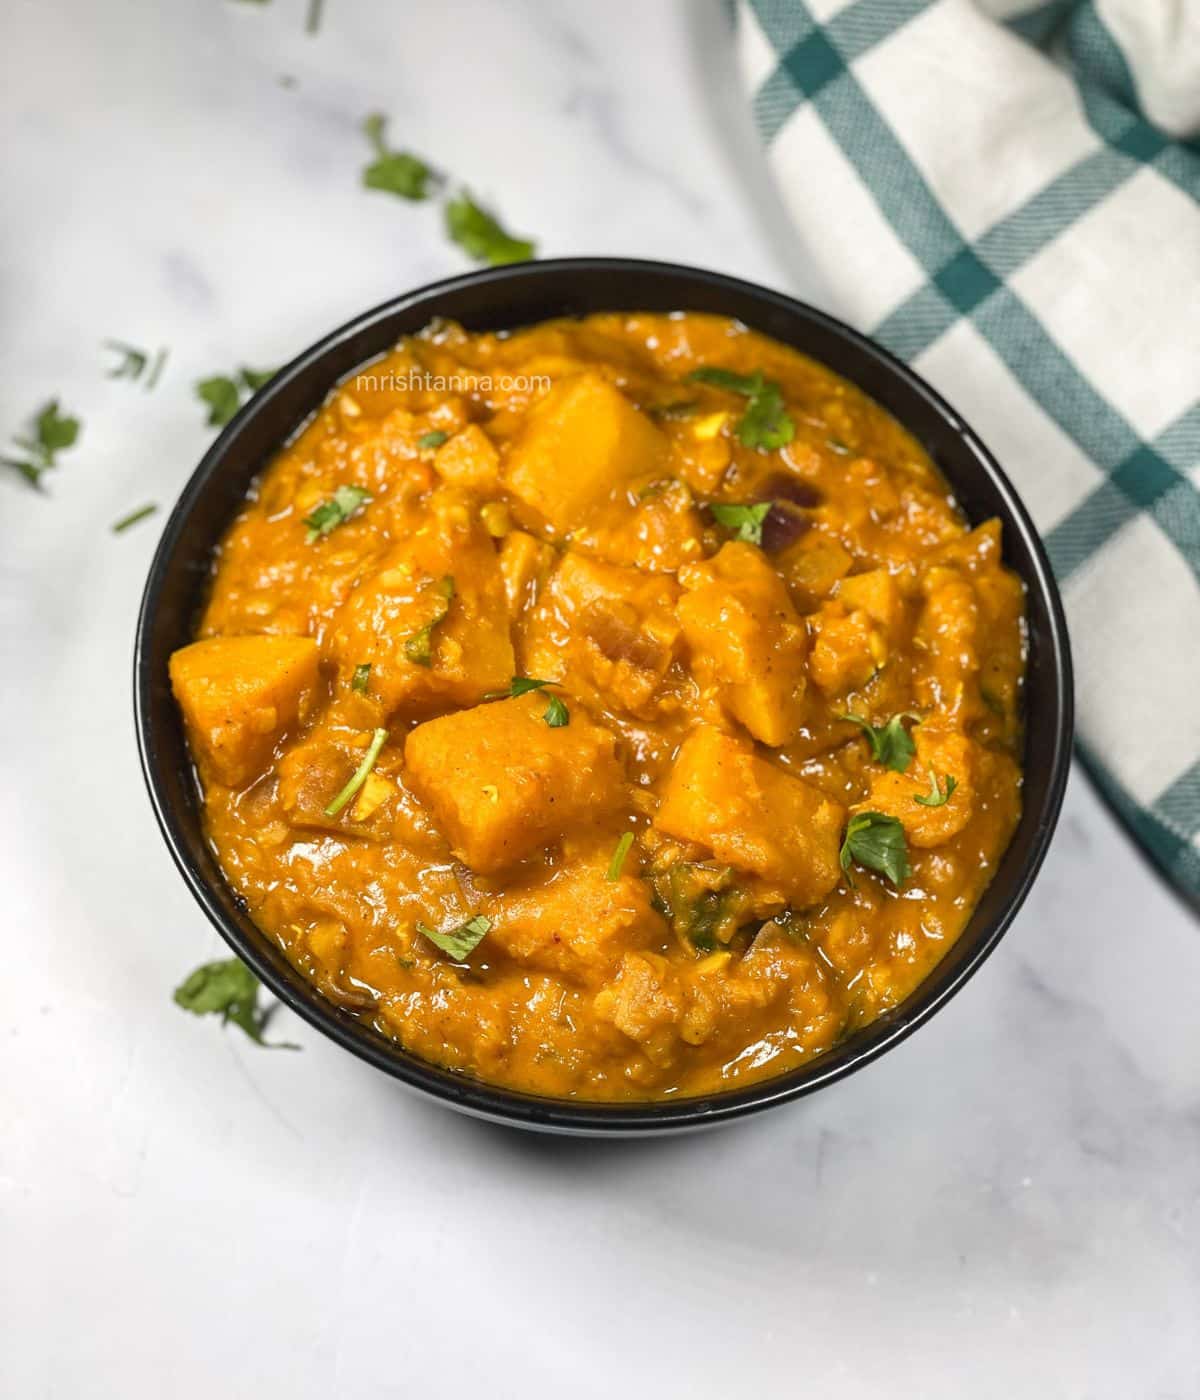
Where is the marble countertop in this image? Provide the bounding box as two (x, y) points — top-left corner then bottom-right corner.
(3, 2), (1197, 1395)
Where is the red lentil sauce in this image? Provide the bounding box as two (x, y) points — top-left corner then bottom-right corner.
(169, 313), (1026, 1100)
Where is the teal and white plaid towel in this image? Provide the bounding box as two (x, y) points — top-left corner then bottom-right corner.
(735, 0), (1200, 907)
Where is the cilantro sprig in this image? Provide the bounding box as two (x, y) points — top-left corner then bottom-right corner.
(840, 812), (911, 888)
(303, 483), (371, 542)
(362, 113), (438, 201)
(174, 956), (297, 1049)
(485, 675), (570, 728)
(445, 192), (535, 266)
(196, 366), (277, 427)
(841, 712), (920, 773)
(417, 914), (492, 961)
(914, 769), (957, 807)
(324, 727), (389, 818)
(2, 400), (81, 490)
(688, 367), (795, 451)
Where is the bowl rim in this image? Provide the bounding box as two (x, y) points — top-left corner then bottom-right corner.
(134, 256), (1074, 1134)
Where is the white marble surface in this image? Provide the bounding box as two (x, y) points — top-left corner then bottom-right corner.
(2, 2), (1198, 1396)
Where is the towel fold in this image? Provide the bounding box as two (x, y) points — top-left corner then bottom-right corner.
(735, 0), (1200, 907)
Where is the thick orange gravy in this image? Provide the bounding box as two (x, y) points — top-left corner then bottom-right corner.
(170, 313), (1025, 1100)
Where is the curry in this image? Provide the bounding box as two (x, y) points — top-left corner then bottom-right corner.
(169, 313), (1026, 1100)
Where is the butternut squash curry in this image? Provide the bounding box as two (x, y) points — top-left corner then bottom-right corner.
(170, 313), (1026, 1100)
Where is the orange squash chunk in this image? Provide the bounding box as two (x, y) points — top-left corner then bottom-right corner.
(169, 634), (319, 786)
(404, 694), (623, 873)
(504, 372), (667, 535)
(655, 726), (844, 909)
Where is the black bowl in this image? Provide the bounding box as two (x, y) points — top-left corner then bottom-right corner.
(135, 258), (1073, 1135)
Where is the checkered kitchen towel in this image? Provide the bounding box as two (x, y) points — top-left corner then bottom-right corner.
(735, 0), (1200, 907)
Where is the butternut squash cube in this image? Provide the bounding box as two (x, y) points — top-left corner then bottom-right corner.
(490, 850), (663, 987)
(835, 568), (904, 636)
(524, 552), (682, 716)
(169, 634), (319, 787)
(498, 529), (555, 619)
(504, 372), (667, 535)
(807, 601), (882, 697)
(655, 727), (844, 909)
(404, 694), (623, 872)
(433, 424), (501, 492)
(677, 542), (807, 746)
(328, 486), (514, 717)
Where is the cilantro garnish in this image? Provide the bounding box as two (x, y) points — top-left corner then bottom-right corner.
(239, 366), (276, 392)
(324, 727), (388, 818)
(416, 914), (492, 961)
(351, 663), (371, 693)
(2, 400), (81, 490)
(914, 768), (957, 807)
(362, 112), (438, 201)
(303, 484), (371, 542)
(112, 503), (158, 534)
(403, 576), (456, 667)
(173, 956), (297, 1049)
(687, 366), (795, 451)
(606, 832), (635, 883)
(104, 340), (168, 390)
(196, 367), (277, 427)
(543, 693), (570, 727)
(418, 429), (449, 451)
(445, 191), (535, 266)
(840, 812), (911, 888)
(485, 676), (570, 727)
(196, 376), (240, 427)
(709, 501), (772, 545)
(841, 712), (920, 773)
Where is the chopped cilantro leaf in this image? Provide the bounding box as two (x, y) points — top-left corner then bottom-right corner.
(488, 676), (558, 699)
(709, 501), (772, 545)
(914, 769), (957, 807)
(418, 429), (449, 451)
(173, 956), (297, 1049)
(239, 366), (276, 392)
(841, 712), (920, 773)
(2, 399), (81, 489)
(688, 367), (763, 396)
(445, 191), (535, 266)
(103, 340), (148, 380)
(111, 503), (158, 533)
(104, 341), (169, 391)
(687, 366), (795, 451)
(485, 676), (569, 727)
(197, 366), (276, 426)
(543, 693), (570, 727)
(606, 832), (635, 883)
(417, 914), (491, 961)
(196, 375), (242, 427)
(362, 112), (437, 200)
(303, 483), (371, 542)
(351, 663), (371, 693)
(840, 811), (911, 888)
